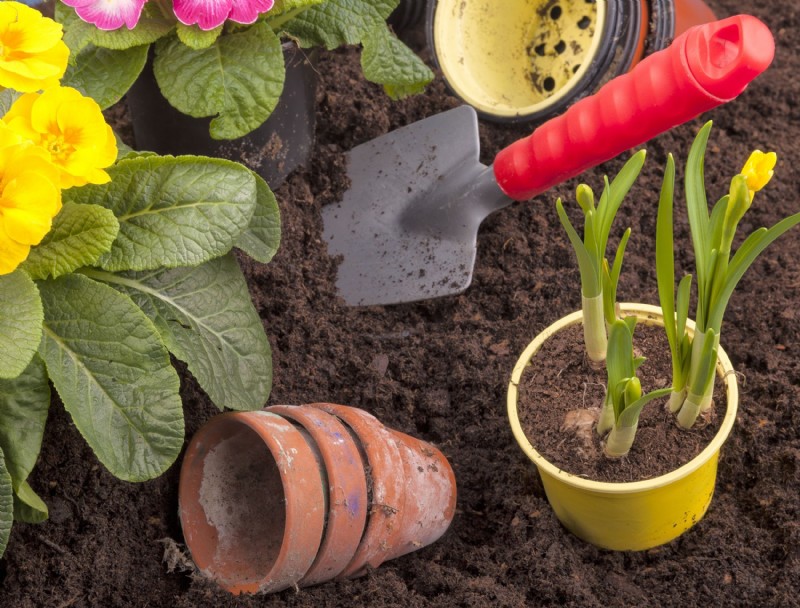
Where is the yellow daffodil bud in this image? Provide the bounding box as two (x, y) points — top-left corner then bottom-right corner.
(741, 150), (777, 198)
(0, 2), (69, 92)
(0, 122), (62, 275)
(4, 87), (117, 189)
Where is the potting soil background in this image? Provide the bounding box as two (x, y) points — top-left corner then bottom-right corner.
(3, 0), (799, 605)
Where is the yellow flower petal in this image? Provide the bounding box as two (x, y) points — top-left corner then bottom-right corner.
(741, 150), (777, 195)
(5, 86), (117, 189)
(0, 223), (30, 275)
(0, 2), (69, 92)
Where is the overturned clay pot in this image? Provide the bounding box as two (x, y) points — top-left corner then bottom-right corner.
(178, 403), (457, 594)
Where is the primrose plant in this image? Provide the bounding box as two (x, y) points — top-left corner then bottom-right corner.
(657, 122), (800, 429)
(556, 150), (645, 363)
(0, 3), (279, 559)
(55, 0), (434, 140)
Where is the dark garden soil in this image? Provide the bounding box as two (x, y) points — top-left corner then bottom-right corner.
(2, 0), (799, 605)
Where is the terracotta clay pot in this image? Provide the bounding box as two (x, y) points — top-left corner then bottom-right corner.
(178, 403), (456, 594)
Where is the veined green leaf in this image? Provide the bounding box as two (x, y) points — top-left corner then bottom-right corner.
(176, 23), (223, 49)
(68, 156), (257, 272)
(84, 255), (272, 411)
(62, 44), (148, 109)
(360, 25), (433, 98)
(0, 272), (43, 379)
(154, 23), (285, 140)
(556, 200), (599, 297)
(269, 0), (327, 19)
(0, 447), (12, 558)
(22, 203), (119, 281)
(38, 275), (184, 482)
(234, 173), (281, 264)
(708, 212), (800, 330)
(14, 480), (48, 524)
(57, 3), (174, 54)
(283, 0), (398, 48)
(0, 357), (49, 487)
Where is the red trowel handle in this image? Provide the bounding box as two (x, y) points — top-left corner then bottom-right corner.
(493, 14), (775, 201)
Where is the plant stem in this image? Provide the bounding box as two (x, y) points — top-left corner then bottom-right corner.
(667, 388), (686, 413)
(604, 423), (637, 458)
(596, 394), (615, 436)
(582, 293), (606, 363)
(266, 6), (310, 31)
(676, 390), (704, 428)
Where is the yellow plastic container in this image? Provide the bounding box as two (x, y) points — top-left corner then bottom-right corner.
(429, 0), (716, 123)
(507, 303), (738, 551)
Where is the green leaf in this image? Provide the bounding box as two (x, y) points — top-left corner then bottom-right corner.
(556, 199), (599, 297)
(38, 274), (184, 482)
(686, 121), (713, 325)
(0, 89), (22, 117)
(267, 0), (327, 24)
(0, 272), (43, 379)
(597, 150), (646, 256)
(85, 255), (272, 411)
(57, 3), (175, 53)
(234, 173), (281, 264)
(68, 156), (257, 272)
(283, 0), (398, 47)
(154, 23), (285, 139)
(0, 447), (12, 558)
(360, 25), (433, 99)
(656, 154), (678, 350)
(14, 480), (48, 524)
(176, 23), (223, 49)
(62, 44), (148, 110)
(618, 387), (673, 428)
(708, 212), (800, 330)
(22, 203), (120, 281)
(0, 357), (49, 487)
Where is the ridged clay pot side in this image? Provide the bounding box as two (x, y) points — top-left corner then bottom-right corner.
(178, 411), (326, 594)
(266, 405), (368, 586)
(308, 403), (457, 575)
(179, 404), (457, 594)
(507, 303), (739, 551)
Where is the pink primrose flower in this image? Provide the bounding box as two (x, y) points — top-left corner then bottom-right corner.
(61, 0), (147, 31)
(172, 0), (274, 31)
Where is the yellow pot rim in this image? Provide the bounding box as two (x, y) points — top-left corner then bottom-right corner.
(507, 303), (739, 494)
(431, 0), (608, 119)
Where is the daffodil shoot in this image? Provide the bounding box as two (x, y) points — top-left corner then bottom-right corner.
(656, 123), (800, 429)
(556, 150), (644, 363)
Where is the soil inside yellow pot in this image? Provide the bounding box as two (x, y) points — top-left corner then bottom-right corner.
(507, 303), (738, 550)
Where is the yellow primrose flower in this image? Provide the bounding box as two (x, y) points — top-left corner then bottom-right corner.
(741, 150), (777, 198)
(4, 86), (117, 189)
(0, 123), (62, 275)
(0, 2), (69, 92)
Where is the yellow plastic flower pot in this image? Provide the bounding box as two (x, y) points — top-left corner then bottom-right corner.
(507, 303), (738, 551)
(427, 0), (715, 123)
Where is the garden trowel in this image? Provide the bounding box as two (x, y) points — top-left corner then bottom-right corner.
(323, 15), (774, 306)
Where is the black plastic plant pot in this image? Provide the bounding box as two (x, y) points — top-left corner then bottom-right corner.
(388, 0), (426, 33)
(126, 42), (318, 189)
(426, 0), (715, 125)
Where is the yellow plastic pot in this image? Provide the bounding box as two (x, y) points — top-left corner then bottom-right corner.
(507, 303), (738, 551)
(428, 0), (715, 123)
